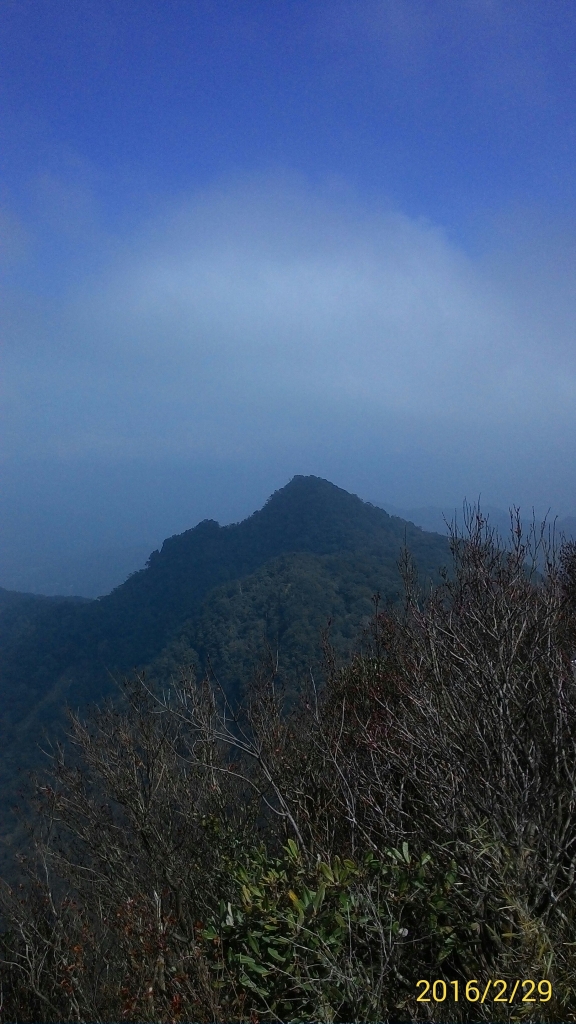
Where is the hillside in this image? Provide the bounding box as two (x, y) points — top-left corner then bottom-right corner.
(0, 476), (449, 864)
(0, 544), (154, 599)
(3, 505), (574, 1022)
(379, 503), (576, 541)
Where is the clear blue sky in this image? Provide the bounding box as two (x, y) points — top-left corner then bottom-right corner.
(2, 1), (576, 574)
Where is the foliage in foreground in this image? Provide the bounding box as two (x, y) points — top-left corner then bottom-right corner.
(2, 513), (576, 1022)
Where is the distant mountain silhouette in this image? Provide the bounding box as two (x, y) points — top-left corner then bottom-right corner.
(378, 503), (576, 541)
(0, 476), (450, 868)
(378, 503), (513, 536)
(0, 544), (154, 598)
(557, 516), (576, 541)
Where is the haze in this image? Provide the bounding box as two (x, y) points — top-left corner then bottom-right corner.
(2, 1), (576, 593)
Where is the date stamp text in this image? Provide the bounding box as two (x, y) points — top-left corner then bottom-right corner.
(416, 979), (552, 1004)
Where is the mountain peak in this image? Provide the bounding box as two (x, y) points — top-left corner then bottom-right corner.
(261, 474), (377, 518)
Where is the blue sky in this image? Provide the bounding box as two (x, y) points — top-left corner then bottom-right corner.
(2, 0), (576, 578)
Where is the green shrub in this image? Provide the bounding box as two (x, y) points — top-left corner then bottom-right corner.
(2, 513), (576, 1021)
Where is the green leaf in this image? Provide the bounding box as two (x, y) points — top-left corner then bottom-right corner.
(318, 862), (335, 883)
(286, 838), (299, 861)
(251, 963), (270, 976)
(338, 892), (351, 911)
(267, 946), (286, 962)
(300, 886), (313, 908)
(312, 882), (326, 913)
(239, 972), (267, 995)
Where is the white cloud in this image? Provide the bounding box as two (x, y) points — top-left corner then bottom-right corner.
(2, 173), (576, 508)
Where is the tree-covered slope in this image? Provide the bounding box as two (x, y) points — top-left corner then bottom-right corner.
(90, 474), (448, 670)
(154, 547), (414, 697)
(0, 476), (449, 862)
(1, 476), (448, 707)
(3, 518), (575, 1022)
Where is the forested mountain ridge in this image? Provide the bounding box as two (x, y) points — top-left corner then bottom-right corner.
(0, 586), (89, 611)
(0, 475), (449, 701)
(0, 475), (449, 863)
(3, 496), (575, 1021)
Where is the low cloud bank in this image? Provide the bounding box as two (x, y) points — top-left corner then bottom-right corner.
(2, 173), (576, 518)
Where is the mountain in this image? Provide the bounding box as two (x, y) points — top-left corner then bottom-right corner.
(378, 503), (519, 536)
(0, 587), (90, 611)
(558, 516), (576, 541)
(0, 476), (450, 865)
(0, 544), (155, 598)
(379, 503), (576, 541)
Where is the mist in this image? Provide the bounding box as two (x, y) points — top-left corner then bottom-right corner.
(2, 174), (576, 592)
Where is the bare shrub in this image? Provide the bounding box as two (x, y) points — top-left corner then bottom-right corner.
(1, 511), (576, 1021)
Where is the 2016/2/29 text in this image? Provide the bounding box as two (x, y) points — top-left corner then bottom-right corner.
(416, 979), (552, 1004)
